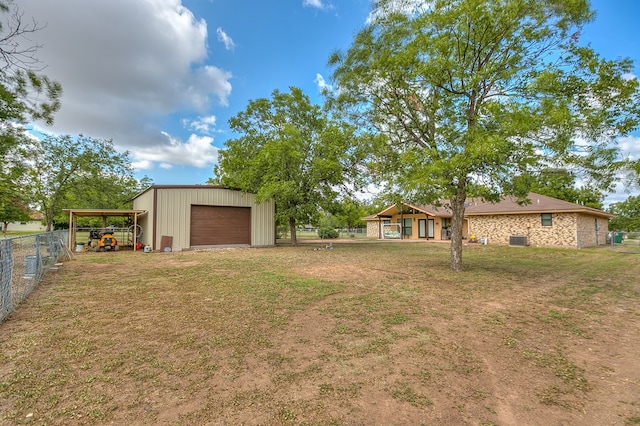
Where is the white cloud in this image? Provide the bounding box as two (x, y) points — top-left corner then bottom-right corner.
(314, 73), (333, 93)
(618, 135), (640, 161)
(193, 66), (233, 108)
(216, 27), (236, 50)
(131, 159), (154, 171)
(18, 0), (232, 155)
(183, 115), (218, 134)
(599, 135), (640, 207)
(303, 0), (327, 9)
(131, 133), (219, 169)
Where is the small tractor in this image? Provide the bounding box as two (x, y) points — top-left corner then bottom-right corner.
(89, 228), (118, 252)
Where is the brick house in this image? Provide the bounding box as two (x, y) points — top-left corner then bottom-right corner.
(364, 193), (613, 248)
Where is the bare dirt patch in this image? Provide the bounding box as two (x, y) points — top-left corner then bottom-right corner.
(1, 243), (639, 425)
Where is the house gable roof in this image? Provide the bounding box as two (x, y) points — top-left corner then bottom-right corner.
(364, 202), (452, 220)
(365, 193), (613, 220)
(463, 193), (613, 218)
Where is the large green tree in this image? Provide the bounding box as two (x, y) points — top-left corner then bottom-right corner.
(55, 174), (153, 228)
(333, 198), (368, 231)
(329, 0), (640, 271)
(19, 134), (136, 230)
(608, 195), (640, 232)
(215, 87), (360, 245)
(530, 168), (603, 209)
(0, 1), (62, 219)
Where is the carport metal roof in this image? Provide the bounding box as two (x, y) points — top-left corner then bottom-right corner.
(63, 209), (147, 249)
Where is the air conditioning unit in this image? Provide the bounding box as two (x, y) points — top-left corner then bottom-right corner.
(509, 235), (528, 247)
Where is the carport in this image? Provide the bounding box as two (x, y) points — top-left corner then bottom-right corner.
(63, 209), (147, 250)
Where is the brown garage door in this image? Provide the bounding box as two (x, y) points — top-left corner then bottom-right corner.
(190, 205), (251, 246)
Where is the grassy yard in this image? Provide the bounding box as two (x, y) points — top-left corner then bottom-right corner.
(1, 242), (639, 425)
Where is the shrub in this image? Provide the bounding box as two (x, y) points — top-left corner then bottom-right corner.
(317, 227), (338, 239)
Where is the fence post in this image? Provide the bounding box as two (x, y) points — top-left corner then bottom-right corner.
(36, 234), (43, 278)
(1, 239), (13, 320)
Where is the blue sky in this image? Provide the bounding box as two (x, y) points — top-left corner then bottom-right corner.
(17, 0), (640, 206)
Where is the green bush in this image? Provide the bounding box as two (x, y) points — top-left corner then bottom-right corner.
(317, 227), (338, 239)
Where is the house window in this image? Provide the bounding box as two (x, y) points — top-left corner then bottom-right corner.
(541, 213), (552, 226)
(403, 218), (412, 236)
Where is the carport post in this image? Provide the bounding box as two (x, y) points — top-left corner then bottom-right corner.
(133, 213), (138, 248)
(67, 210), (74, 249)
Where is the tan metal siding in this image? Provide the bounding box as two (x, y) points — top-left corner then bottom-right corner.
(132, 189), (155, 248)
(135, 187), (275, 250)
(251, 197), (276, 246)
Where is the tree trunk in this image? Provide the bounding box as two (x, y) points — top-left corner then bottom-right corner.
(449, 189), (467, 272)
(289, 217), (297, 246)
(45, 210), (54, 232)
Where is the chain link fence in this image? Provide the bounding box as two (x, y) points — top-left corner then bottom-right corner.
(609, 232), (640, 254)
(0, 230), (71, 322)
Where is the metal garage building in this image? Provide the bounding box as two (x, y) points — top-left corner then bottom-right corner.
(132, 185), (276, 251)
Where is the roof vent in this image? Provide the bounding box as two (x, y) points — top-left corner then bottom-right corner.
(509, 235), (528, 247)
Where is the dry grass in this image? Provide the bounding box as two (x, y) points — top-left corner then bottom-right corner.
(1, 242), (639, 425)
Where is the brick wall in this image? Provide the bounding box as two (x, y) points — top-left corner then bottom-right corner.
(366, 221), (379, 238)
(367, 211), (609, 248)
(467, 212), (610, 248)
(468, 213), (578, 247)
(576, 213), (609, 248)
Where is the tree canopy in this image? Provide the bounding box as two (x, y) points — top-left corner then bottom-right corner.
(530, 168), (603, 209)
(19, 134), (138, 230)
(0, 192), (29, 235)
(0, 1), (62, 223)
(329, 0), (640, 271)
(608, 195), (640, 232)
(0, 0), (61, 126)
(215, 87), (361, 245)
(332, 198), (368, 231)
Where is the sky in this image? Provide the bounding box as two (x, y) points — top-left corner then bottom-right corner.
(15, 0), (640, 207)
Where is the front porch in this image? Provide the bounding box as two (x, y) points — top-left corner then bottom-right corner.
(364, 202), (468, 241)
